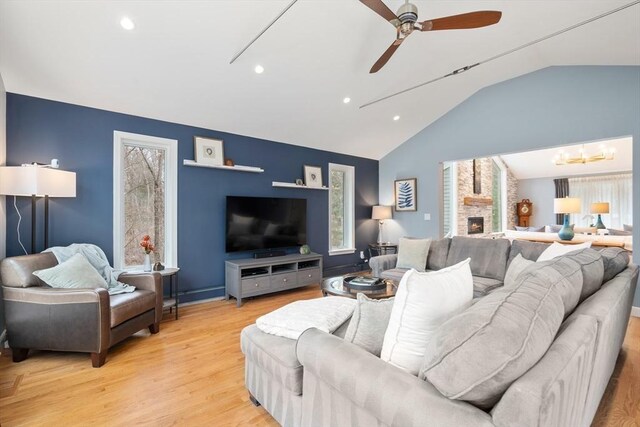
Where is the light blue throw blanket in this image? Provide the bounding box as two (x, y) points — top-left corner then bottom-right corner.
(45, 244), (136, 295)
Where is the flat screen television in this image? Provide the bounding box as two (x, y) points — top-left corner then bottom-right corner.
(226, 196), (307, 253)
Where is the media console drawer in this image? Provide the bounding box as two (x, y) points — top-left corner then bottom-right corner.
(298, 268), (321, 286)
(242, 276), (271, 295)
(271, 272), (298, 289)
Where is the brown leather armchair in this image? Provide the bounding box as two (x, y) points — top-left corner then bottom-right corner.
(0, 252), (163, 367)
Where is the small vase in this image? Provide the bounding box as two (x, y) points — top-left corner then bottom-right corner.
(143, 254), (152, 272)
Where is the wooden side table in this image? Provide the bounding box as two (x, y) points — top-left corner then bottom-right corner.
(368, 243), (398, 258)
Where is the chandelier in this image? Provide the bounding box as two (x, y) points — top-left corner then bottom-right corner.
(553, 144), (615, 165)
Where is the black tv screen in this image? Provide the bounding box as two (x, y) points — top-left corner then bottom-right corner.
(226, 196), (307, 253)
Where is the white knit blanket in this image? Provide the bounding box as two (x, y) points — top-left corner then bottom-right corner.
(45, 243), (136, 295)
(256, 297), (356, 339)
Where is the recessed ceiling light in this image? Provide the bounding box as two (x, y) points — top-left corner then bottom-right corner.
(120, 16), (135, 31)
(393, 115), (400, 121)
(254, 65), (265, 74)
(343, 97), (351, 104)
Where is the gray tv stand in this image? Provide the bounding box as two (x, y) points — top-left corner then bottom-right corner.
(225, 253), (323, 307)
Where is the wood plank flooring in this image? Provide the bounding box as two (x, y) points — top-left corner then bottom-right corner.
(1, 285), (639, 426)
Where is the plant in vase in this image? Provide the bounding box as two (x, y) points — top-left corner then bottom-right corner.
(140, 235), (155, 272)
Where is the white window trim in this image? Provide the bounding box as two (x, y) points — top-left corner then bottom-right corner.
(113, 131), (178, 269)
(328, 163), (355, 256)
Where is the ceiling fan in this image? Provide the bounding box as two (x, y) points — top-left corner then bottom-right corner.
(361, 0), (502, 73)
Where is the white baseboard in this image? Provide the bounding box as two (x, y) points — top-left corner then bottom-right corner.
(632, 306), (640, 318)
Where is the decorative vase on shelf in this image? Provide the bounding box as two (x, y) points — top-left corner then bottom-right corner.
(143, 254), (152, 272)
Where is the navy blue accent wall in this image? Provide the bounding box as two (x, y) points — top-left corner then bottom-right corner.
(6, 94), (379, 302)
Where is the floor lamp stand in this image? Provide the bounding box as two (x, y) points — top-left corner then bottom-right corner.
(30, 195), (50, 254)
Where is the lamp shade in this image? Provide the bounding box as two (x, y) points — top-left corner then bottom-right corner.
(590, 202), (610, 214)
(553, 197), (581, 214)
(372, 205), (392, 220)
(0, 166), (76, 197)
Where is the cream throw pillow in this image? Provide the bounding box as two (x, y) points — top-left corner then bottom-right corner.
(537, 241), (592, 262)
(396, 237), (431, 271)
(33, 253), (108, 290)
(504, 254), (535, 288)
(380, 258), (473, 375)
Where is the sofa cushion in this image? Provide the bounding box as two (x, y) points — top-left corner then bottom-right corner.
(537, 241), (592, 262)
(420, 257), (582, 409)
(504, 254), (535, 288)
(472, 276), (503, 298)
(110, 290), (156, 328)
(623, 224), (633, 232)
(380, 268), (409, 282)
(344, 293), (394, 357)
(396, 237), (431, 271)
(607, 228), (632, 236)
(507, 240), (549, 265)
(381, 259), (473, 375)
(515, 225), (545, 232)
(598, 247), (630, 283)
(565, 248), (604, 302)
(33, 253), (108, 291)
(446, 236), (511, 281)
(241, 324), (303, 395)
(426, 238), (451, 271)
(546, 224), (574, 233)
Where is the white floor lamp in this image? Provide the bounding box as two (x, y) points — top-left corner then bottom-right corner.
(0, 164), (76, 254)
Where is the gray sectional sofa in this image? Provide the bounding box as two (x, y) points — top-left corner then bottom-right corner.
(241, 237), (638, 427)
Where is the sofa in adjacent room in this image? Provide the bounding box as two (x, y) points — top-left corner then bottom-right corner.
(241, 237), (638, 427)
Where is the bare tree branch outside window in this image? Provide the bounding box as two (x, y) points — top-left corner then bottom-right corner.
(330, 169), (345, 249)
(123, 145), (166, 266)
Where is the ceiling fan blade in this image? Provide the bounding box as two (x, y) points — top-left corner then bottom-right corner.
(370, 39), (404, 73)
(360, 0), (400, 27)
(419, 11), (502, 31)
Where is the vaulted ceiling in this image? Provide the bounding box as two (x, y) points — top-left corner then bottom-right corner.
(1, 1), (639, 160)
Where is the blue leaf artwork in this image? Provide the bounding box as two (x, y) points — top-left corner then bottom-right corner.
(395, 179), (416, 211)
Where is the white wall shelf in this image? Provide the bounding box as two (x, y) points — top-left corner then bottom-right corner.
(183, 159), (264, 173)
(272, 181), (328, 191)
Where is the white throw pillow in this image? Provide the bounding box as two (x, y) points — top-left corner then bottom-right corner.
(33, 253), (108, 290)
(396, 237), (431, 271)
(504, 254), (535, 288)
(537, 241), (592, 262)
(380, 259), (473, 375)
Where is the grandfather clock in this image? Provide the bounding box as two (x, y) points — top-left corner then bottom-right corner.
(516, 199), (533, 227)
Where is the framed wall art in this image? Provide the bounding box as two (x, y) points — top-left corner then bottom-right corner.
(394, 178), (417, 211)
(194, 136), (224, 166)
(304, 165), (323, 188)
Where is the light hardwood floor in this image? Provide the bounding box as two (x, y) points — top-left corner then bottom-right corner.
(0, 285), (639, 426)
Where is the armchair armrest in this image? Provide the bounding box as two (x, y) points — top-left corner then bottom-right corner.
(118, 272), (163, 323)
(2, 286), (110, 353)
(296, 328), (493, 427)
(369, 254), (398, 277)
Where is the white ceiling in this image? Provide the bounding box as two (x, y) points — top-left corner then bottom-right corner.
(500, 136), (633, 179)
(0, 1), (639, 160)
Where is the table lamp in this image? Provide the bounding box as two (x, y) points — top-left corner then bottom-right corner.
(553, 197), (581, 241)
(590, 202), (609, 230)
(0, 164), (76, 253)
(372, 205), (392, 244)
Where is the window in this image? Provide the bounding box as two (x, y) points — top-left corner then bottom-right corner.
(113, 131), (177, 269)
(328, 163), (355, 255)
(568, 173), (633, 228)
(442, 162), (454, 236)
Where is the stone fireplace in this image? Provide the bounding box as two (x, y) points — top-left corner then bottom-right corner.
(467, 217), (484, 234)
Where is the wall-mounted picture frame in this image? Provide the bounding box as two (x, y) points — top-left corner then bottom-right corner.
(194, 136), (224, 166)
(304, 165), (323, 188)
(473, 159), (482, 194)
(394, 178), (417, 211)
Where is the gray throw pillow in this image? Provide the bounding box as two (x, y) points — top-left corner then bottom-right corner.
(344, 293), (394, 357)
(396, 237), (431, 272)
(607, 228), (632, 236)
(503, 254), (534, 288)
(514, 226), (545, 232)
(599, 247), (630, 283)
(623, 224), (633, 232)
(565, 248), (604, 302)
(33, 253), (108, 290)
(547, 224), (574, 233)
(419, 257), (582, 409)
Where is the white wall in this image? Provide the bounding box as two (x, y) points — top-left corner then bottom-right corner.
(517, 178), (557, 228)
(0, 73), (6, 260)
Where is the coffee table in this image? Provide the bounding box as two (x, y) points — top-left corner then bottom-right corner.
(321, 275), (397, 299)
